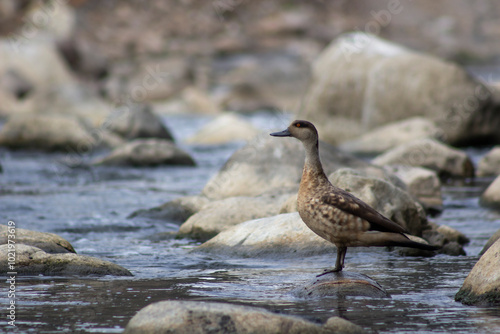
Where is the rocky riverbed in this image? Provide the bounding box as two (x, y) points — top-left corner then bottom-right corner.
(1, 112), (500, 333)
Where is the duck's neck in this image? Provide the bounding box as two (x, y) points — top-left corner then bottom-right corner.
(302, 139), (327, 179)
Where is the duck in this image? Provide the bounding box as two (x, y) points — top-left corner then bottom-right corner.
(270, 120), (439, 274)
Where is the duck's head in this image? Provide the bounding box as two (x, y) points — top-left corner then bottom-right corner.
(270, 120), (318, 143)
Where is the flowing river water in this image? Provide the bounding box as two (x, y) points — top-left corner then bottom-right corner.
(1, 112), (500, 333)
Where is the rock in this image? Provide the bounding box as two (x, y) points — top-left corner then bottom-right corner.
(480, 176), (500, 209)
(480, 229), (500, 255)
(181, 86), (221, 114)
(0, 225), (75, 254)
(328, 168), (428, 236)
(0, 112), (121, 152)
(186, 113), (260, 144)
(128, 195), (210, 223)
(383, 165), (442, 211)
(196, 212), (334, 257)
(106, 104), (174, 141)
(0, 244), (132, 276)
(92, 139), (195, 167)
(124, 300), (363, 334)
(323, 316), (367, 334)
(372, 138), (474, 179)
(477, 146), (500, 177)
(291, 271), (390, 299)
(300, 33), (499, 146)
(202, 134), (369, 200)
(455, 239), (500, 305)
(421, 222), (467, 256)
(340, 117), (441, 155)
(178, 193), (290, 241)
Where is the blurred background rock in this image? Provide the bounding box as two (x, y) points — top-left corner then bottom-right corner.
(2, 0), (500, 118)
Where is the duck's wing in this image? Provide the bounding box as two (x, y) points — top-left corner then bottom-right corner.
(320, 186), (409, 234)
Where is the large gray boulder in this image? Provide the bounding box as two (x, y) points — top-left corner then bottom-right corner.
(92, 139), (195, 167)
(480, 176), (500, 209)
(0, 244), (132, 276)
(202, 134), (369, 200)
(0, 112), (122, 152)
(196, 212), (334, 257)
(455, 239), (500, 305)
(124, 300), (366, 334)
(372, 138), (474, 178)
(477, 146), (500, 177)
(0, 225), (75, 254)
(300, 33), (499, 146)
(340, 117), (441, 155)
(291, 271), (389, 299)
(178, 193), (290, 241)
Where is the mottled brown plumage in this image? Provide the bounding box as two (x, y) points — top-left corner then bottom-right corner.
(271, 120), (438, 273)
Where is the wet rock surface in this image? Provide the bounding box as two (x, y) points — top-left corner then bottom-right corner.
(0, 244), (132, 276)
(456, 239), (500, 305)
(123, 300), (365, 334)
(291, 271), (390, 299)
(0, 224), (75, 254)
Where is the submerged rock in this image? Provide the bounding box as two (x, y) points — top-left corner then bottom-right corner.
(372, 138), (474, 178)
(92, 139), (195, 167)
(202, 134), (369, 200)
(480, 176), (500, 209)
(300, 33), (499, 146)
(455, 239), (500, 305)
(178, 194), (290, 241)
(0, 225), (75, 254)
(340, 117), (441, 155)
(0, 244), (132, 276)
(291, 271), (390, 299)
(477, 146), (500, 177)
(124, 300), (365, 334)
(186, 113), (259, 144)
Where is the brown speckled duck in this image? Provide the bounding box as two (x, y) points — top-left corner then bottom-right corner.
(271, 120), (439, 274)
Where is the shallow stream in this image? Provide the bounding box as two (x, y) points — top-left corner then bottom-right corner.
(1, 112), (500, 333)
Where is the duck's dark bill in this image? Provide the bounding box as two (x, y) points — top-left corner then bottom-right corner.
(270, 129), (291, 137)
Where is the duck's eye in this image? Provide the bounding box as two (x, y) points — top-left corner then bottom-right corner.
(296, 123), (301, 127)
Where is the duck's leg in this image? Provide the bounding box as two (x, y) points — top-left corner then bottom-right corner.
(317, 246), (347, 277)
